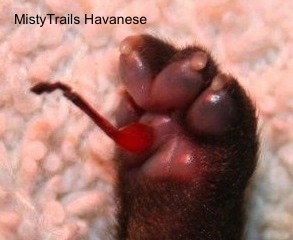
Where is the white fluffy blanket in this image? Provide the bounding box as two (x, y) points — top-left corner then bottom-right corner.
(0, 1), (292, 239)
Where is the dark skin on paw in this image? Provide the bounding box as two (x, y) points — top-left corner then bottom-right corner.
(31, 34), (258, 240)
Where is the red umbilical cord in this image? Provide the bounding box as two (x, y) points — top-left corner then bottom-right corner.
(31, 82), (153, 153)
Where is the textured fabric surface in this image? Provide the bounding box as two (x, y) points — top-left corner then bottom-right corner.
(0, 1), (292, 239)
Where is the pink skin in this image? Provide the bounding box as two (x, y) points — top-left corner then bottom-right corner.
(31, 34), (258, 240)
